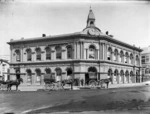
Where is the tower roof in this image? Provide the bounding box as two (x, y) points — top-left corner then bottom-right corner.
(87, 8), (95, 20)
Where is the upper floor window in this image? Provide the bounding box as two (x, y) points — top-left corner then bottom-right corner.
(141, 56), (145, 64)
(26, 48), (32, 61)
(120, 50), (124, 63)
(114, 49), (118, 62)
(89, 45), (96, 59)
(136, 55), (140, 66)
(55, 46), (62, 59)
(145, 68), (150, 74)
(107, 47), (112, 60)
(45, 47), (51, 60)
(67, 45), (73, 59)
(125, 52), (129, 63)
(35, 48), (41, 61)
(130, 53), (134, 64)
(15, 50), (21, 62)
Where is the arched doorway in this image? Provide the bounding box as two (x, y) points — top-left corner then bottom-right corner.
(55, 68), (62, 82)
(66, 68), (73, 80)
(120, 70), (124, 83)
(85, 67), (97, 85)
(125, 70), (129, 83)
(114, 69), (119, 83)
(26, 69), (32, 84)
(108, 69), (113, 84)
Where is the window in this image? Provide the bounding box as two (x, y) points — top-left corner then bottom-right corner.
(125, 52), (129, 63)
(36, 48), (41, 61)
(67, 46), (73, 59)
(114, 49), (118, 61)
(27, 69), (32, 83)
(56, 46), (62, 59)
(35, 69), (41, 83)
(120, 51), (124, 63)
(15, 50), (21, 62)
(56, 68), (62, 76)
(26, 49), (32, 61)
(146, 56), (149, 63)
(89, 45), (96, 59)
(107, 47), (112, 60)
(45, 47), (51, 60)
(108, 69), (112, 77)
(130, 53), (134, 64)
(142, 56), (145, 64)
(136, 55), (139, 65)
(145, 68), (150, 74)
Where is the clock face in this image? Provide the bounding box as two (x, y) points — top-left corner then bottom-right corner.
(88, 28), (95, 35)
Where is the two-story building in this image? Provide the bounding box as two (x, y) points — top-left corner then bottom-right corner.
(7, 9), (142, 87)
(141, 46), (150, 82)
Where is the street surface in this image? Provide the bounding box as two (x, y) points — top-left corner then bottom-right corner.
(1, 85), (150, 114)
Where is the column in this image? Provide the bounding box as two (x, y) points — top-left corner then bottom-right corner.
(128, 73), (130, 83)
(133, 68), (136, 83)
(21, 47), (24, 62)
(112, 73), (114, 84)
(80, 42), (82, 59)
(86, 49), (88, 59)
(74, 42), (76, 59)
(104, 43), (107, 60)
(82, 42), (84, 59)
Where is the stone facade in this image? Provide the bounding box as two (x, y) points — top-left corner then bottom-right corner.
(7, 9), (142, 86)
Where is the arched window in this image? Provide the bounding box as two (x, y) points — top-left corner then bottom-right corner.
(55, 46), (62, 59)
(130, 53), (134, 64)
(45, 47), (51, 60)
(114, 49), (118, 62)
(120, 70), (124, 83)
(130, 71), (134, 76)
(114, 69), (118, 83)
(67, 45), (73, 59)
(145, 68), (150, 74)
(89, 45), (96, 59)
(66, 68), (73, 80)
(125, 70), (129, 83)
(55, 68), (62, 82)
(35, 48), (41, 61)
(107, 47), (112, 60)
(26, 48), (32, 61)
(125, 52), (129, 63)
(120, 50), (124, 63)
(136, 55), (140, 66)
(15, 50), (21, 62)
(114, 69), (118, 76)
(26, 69), (32, 83)
(56, 68), (62, 76)
(35, 69), (41, 83)
(108, 69), (112, 77)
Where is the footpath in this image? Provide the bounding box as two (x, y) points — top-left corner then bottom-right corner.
(10, 81), (150, 91)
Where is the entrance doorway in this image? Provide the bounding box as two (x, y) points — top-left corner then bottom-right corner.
(85, 73), (89, 85)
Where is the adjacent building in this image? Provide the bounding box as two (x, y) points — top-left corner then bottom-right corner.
(141, 46), (150, 82)
(7, 9), (142, 87)
(0, 59), (9, 81)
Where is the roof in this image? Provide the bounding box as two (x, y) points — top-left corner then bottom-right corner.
(87, 9), (95, 20)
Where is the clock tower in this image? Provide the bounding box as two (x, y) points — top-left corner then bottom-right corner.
(87, 7), (95, 27)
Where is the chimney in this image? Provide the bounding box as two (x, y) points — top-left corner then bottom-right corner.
(106, 31), (109, 35)
(42, 34), (46, 37)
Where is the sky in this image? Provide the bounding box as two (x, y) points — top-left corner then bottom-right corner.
(0, 0), (150, 60)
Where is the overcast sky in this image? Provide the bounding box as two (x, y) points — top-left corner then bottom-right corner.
(0, 0), (150, 60)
